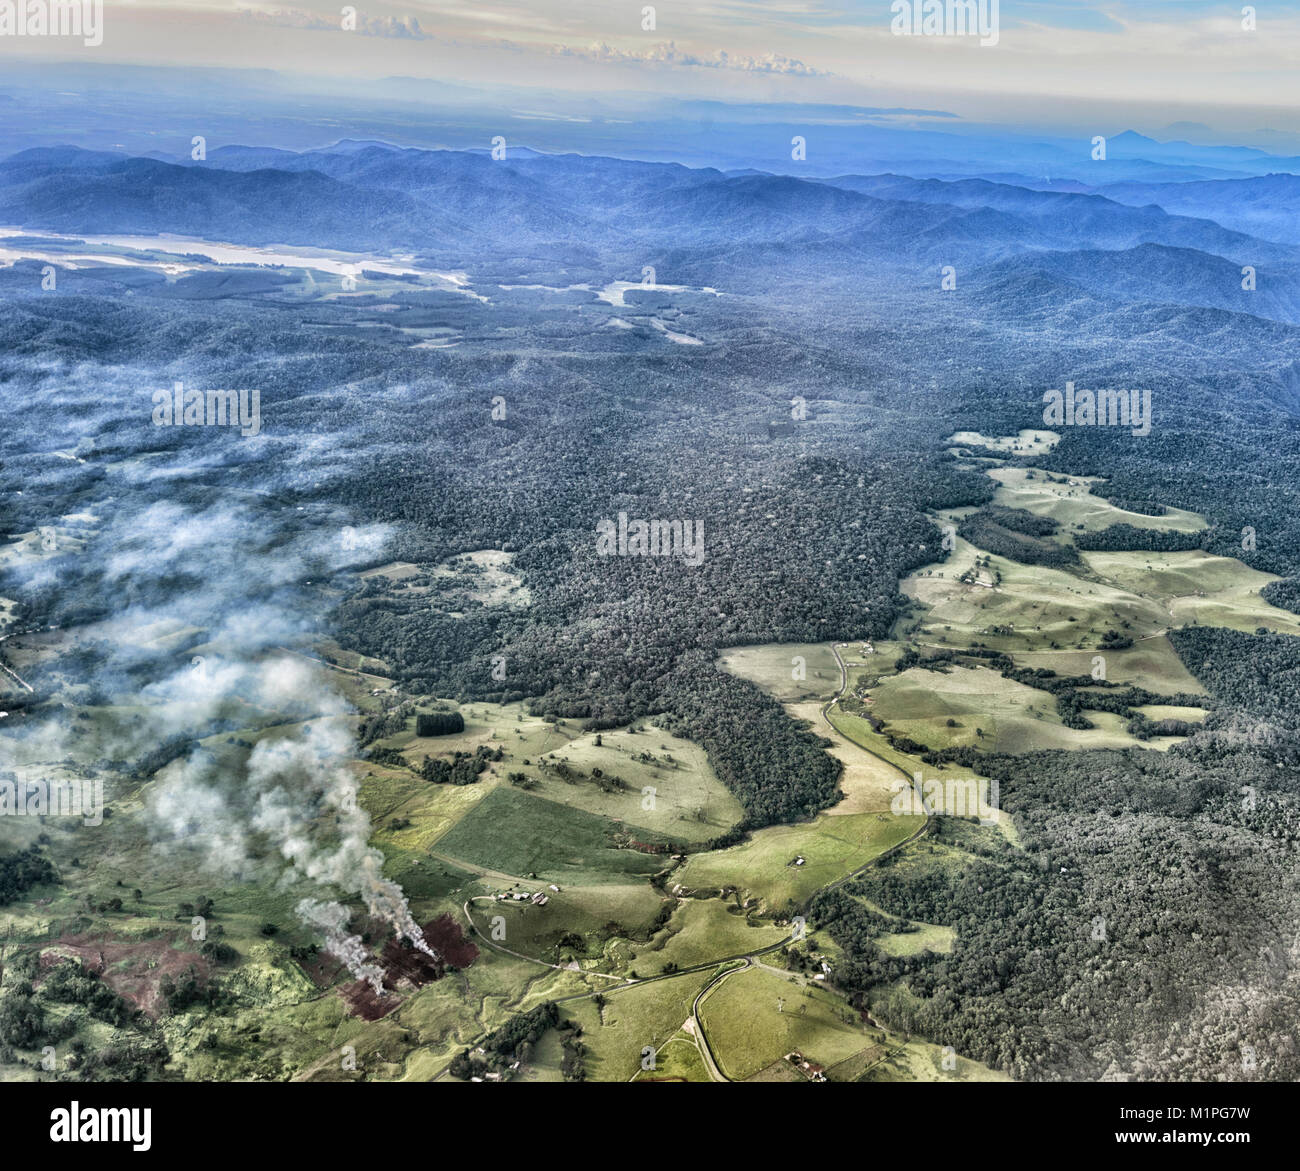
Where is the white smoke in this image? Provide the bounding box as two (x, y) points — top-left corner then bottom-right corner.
(246, 718), (439, 968)
(296, 897), (387, 995)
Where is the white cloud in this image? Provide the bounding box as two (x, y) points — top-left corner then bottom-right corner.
(548, 39), (829, 76)
(237, 6), (431, 40)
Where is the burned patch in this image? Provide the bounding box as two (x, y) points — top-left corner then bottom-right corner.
(379, 935), (444, 988)
(342, 979), (401, 1021)
(422, 913), (479, 970)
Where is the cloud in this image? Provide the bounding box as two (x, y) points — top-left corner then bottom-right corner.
(235, 9), (828, 77)
(548, 40), (830, 76)
(237, 6), (432, 41)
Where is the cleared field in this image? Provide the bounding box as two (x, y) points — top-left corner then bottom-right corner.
(901, 533), (1169, 652)
(360, 560), (422, 581)
(1083, 550), (1300, 637)
(513, 1026), (569, 1082)
(465, 881), (667, 967)
(430, 549), (531, 608)
(643, 898), (787, 972)
(632, 1030), (712, 1082)
(864, 663), (1193, 754)
(380, 705), (740, 844)
(566, 971), (712, 1081)
(697, 966), (876, 1081)
(870, 664), (1051, 743)
(747, 1058), (808, 1082)
(674, 811), (922, 908)
(874, 921), (956, 957)
(897, 463), (1297, 666)
(987, 466), (1205, 534)
(362, 549), (531, 609)
(947, 429), (1060, 454)
(433, 784), (670, 885)
(1135, 704), (1209, 722)
(363, 762), (500, 851)
(825, 709), (1021, 841)
(998, 636), (1205, 696)
(858, 1034), (1012, 1082)
(312, 639), (393, 680)
(524, 724), (744, 843)
(717, 641), (842, 701)
(377, 698), (577, 762)
(825, 708), (926, 776)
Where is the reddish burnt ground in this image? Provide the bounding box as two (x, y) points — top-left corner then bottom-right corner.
(372, 915), (478, 990)
(379, 936), (444, 988)
(298, 951), (346, 989)
(38, 933), (210, 1020)
(342, 980), (402, 1021)
(338, 916), (479, 1019)
(422, 913), (478, 969)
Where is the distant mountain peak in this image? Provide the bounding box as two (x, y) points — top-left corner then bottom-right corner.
(1111, 130), (1159, 145)
(321, 139), (403, 154)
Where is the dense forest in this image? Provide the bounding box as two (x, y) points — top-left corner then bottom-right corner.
(960, 505), (1079, 567)
(0, 845), (57, 906)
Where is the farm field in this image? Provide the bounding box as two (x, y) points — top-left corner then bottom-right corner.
(674, 810), (922, 908)
(464, 881), (667, 969)
(631, 1028), (712, 1082)
(433, 784), (672, 885)
(521, 724), (745, 842)
(873, 919), (957, 957)
(566, 970), (715, 1082)
(376, 704), (743, 844)
(859, 1035), (1013, 1082)
(717, 641), (842, 700)
(696, 966), (879, 1081)
(644, 898), (787, 972)
(864, 663), (1193, 754)
(1083, 550), (1300, 636)
(901, 531), (1170, 651)
(986, 466), (1206, 534)
(984, 636), (1205, 695)
(902, 467), (1298, 656)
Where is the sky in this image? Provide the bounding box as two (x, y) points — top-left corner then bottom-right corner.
(1, 1), (1298, 143)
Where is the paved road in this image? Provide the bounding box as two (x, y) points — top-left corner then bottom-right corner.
(831, 641), (848, 697)
(690, 961), (748, 1082)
